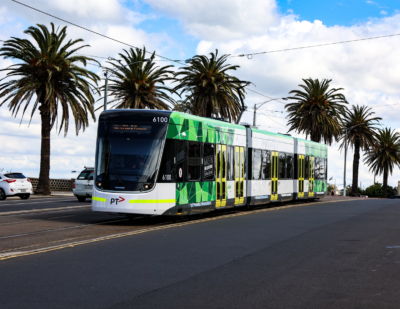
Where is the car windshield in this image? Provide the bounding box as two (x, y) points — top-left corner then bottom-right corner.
(4, 173), (26, 179)
(95, 121), (168, 192)
(77, 171), (94, 180)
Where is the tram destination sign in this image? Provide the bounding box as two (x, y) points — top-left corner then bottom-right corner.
(111, 124), (152, 134)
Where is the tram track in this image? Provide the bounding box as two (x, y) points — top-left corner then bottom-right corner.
(0, 197), (356, 261)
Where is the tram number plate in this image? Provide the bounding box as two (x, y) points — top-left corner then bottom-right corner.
(153, 117), (168, 123)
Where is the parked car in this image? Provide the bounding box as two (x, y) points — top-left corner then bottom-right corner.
(389, 195), (400, 199)
(0, 172), (33, 200)
(73, 167), (94, 202)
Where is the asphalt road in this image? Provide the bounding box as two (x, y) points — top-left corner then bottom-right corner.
(0, 196), (88, 212)
(0, 199), (399, 308)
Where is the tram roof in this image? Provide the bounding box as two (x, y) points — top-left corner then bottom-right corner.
(297, 138), (328, 149)
(169, 112), (246, 131)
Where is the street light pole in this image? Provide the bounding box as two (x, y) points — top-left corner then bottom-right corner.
(343, 127), (348, 196)
(252, 98), (288, 126)
(103, 71), (109, 111)
(253, 104), (257, 126)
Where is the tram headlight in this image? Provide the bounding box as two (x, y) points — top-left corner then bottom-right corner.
(143, 183), (154, 191)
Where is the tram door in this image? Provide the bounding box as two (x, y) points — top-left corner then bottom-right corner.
(216, 145), (227, 207)
(298, 155), (305, 198)
(234, 147), (245, 205)
(271, 151), (279, 201)
(309, 156), (315, 197)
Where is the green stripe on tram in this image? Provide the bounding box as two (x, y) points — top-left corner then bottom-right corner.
(129, 199), (175, 204)
(92, 196), (106, 202)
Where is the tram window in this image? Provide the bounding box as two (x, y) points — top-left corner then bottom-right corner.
(157, 139), (175, 182)
(203, 143), (215, 180)
(279, 153), (286, 179)
(315, 157), (321, 179)
(286, 154), (294, 179)
(319, 158), (325, 180)
(305, 156), (310, 179)
(262, 150), (271, 180)
(188, 142), (201, 181)
(325, 158), (328, 180)
(176, 140), (186, 182)
(252, 149), (262, 180)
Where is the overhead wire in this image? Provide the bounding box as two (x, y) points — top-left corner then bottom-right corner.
(246, 88), (288, 105)
(12, 0), (187, 65)
(230, 32), (400, 58)
(11, 1), (299, 106)
(247, 109), (287, 119)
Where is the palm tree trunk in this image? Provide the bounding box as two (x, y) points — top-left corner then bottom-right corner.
(205, 101), (213, 118)
(382, 168), (388, 198)
(352, 138), (360, 196)
(35, 105), (51, 195)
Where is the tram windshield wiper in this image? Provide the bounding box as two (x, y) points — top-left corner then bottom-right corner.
(105, 144), (124, 185)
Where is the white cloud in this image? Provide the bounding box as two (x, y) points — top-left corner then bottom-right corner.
(0, 0), (176, 179)
(143, 0), (281, 41)
(1, 0), (400, 189)
(190, 9), (400, 188)
(381, 10), (388, 15)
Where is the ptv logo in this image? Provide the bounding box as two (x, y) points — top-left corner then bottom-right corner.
(110, 196), (125, 205)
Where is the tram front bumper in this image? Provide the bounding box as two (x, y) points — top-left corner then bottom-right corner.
(91, 184), (176, 215)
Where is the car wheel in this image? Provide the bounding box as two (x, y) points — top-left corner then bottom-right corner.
(19, 194), (30, 200)
(0, 189), (6, 201)
(77, 196), (86, 202)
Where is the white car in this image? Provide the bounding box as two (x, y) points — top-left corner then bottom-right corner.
(0, 172), (33, 200)
(73, 168), (94, 202)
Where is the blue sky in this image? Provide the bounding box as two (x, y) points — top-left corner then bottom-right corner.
(278, 0), (398, 26)
(0, 0), (400, 188)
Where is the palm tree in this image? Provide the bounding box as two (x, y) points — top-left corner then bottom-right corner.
(339, 105), (381, 196)
(286, 78), (348, 144)
(364, 128), (400, 198)
(173, 50), (246, 122)
(173, 96), (195, 114)
(0, 23), (99, 195)
(102, 47), (176, 110)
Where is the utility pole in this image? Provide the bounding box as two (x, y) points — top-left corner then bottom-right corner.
(253, 104), (257, 126)
(103, 71), (109, 111)
(343, 127), (347, 196)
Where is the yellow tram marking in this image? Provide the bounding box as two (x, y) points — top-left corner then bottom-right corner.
(129, 199), (175, 204)
(92, 196), (106, 202)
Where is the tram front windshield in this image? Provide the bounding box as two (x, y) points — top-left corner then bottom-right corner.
(95, 121), (168, 192)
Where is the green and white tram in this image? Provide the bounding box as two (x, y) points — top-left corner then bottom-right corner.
(92, 110), (327, 216)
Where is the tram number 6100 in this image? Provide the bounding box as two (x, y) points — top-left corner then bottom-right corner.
(153, 117), (168, 123)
